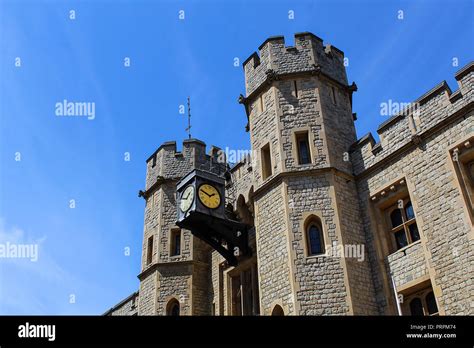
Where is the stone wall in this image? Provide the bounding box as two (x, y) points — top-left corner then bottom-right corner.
(355, 114), (473, 315)
(104, 292), (139, 316)
(388, 242), (427, 288)
(254, 180), (295, 315)
(286, 174), (347, 315)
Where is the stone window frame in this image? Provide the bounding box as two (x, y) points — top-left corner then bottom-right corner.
(169, 228), (182, 258)
(292, 80), (299, 99)
(291, 127), (315, 166)
(449, 135), (474, 226)
(384, 197), (420, 252)
(259, 91), (266, 114)
(301, 212), (330, 259)
(146, 235), (154, 265)
(260, 142), (273, 180)
(330, 84), (337, 105)
(369, 177), (421, 257)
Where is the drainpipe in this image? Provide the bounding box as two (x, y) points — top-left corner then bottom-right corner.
(390, 273), (402, 315)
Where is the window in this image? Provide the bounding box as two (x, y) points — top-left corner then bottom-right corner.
(261, 143), (272, 180)
(296, 132), (311, 165)
(409, 298), (424, 316)
(386, 199), (420, 251)
(230, 263), (260, 316)
(469, 161), (474, 183)
(151, 155), (156, 167)
(404, 288), (439, 316)
(259, 93), (265, 113)
(425, 291), (439, 315)
(305, 217), (325, 256)
(170, 229), (181, 257)
(146, 236), (153, 265)
(271, 305), (284, 316)
(166, 299), (180, 316)
(293, 80), (298, 98)
(451, 139), (474, 224)
(331, 86), (337, 105)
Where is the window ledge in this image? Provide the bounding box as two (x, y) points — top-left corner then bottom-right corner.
(305, 252), (327, 260)
(388, 239), (422, 258)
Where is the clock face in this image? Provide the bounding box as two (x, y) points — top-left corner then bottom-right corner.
(198, 184), (221, 209)
(180, 185), (195, 212)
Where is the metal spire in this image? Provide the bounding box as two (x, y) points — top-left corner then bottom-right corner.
(186, 97), (191, 139)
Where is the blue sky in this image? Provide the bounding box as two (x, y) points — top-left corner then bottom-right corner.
(0, 0), (472, 314)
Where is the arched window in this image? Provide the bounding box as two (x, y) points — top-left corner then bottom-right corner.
(409, 298), (424, 316)
(305, 217), (325, 256)
(425, 292), (439, 315)
(271, 305), (284, 316)
(166, 299), (180, 316)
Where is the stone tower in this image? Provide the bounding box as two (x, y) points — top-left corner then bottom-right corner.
(136, 139), (226, 315)
(239, 32), (379, 314)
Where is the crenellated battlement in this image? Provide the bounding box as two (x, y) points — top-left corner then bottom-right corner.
(243, 32), (348, 97)
(144, 138), (227, 192)
(350, 61), (474, 176)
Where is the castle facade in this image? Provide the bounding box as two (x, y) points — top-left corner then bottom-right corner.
(105, 32), (473, 316)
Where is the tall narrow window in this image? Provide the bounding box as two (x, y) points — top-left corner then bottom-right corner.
(296, 132), (311, 165)
(146, 236), (153, 265)
(386, 199), (420, 251)
(305, 218), (325, 256)
(170, 229), (181, 256)
(293, 80), (298, 98)
(261, 144), (272, 180)
(331, 86), (337, 105)
(259, 94), (265, 113)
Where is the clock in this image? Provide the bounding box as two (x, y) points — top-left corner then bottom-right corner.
(175, 169), (250, 266)
(198, 184), (221, 209)
(179, 185), (195, 212)
(176, 169), (226, 223)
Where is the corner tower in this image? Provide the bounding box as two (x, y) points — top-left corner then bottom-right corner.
(137, 139), (226, 315)
(240, 32), (379, 315)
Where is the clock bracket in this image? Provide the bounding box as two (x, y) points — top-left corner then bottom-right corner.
(176, 211), (250, 266)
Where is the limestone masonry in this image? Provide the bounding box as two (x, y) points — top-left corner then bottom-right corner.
(104, 32), (474, 316)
